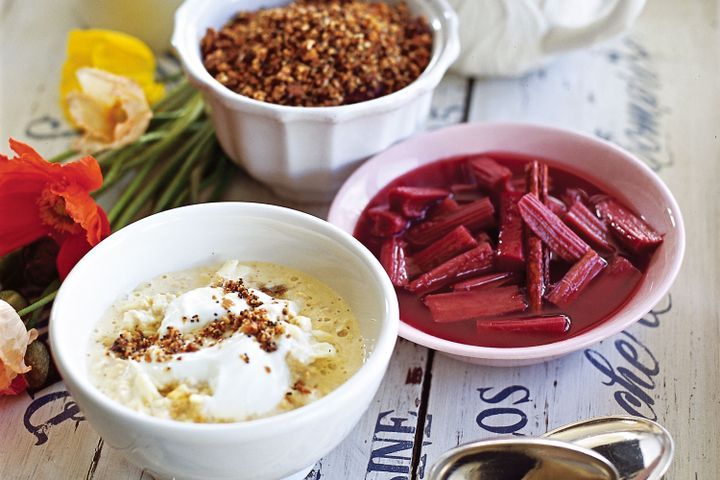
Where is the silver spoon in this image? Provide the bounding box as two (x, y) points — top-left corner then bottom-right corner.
(427, 437), (621, 480)
(543, 416), (674, 480)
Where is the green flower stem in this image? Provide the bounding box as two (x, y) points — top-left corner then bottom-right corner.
(153, 125), (215, 212)
(24, 280), (60, 328)
(122, 96), (204, 171)
(96, 143), (147, 194)
(98, 130), (171, 189)
(111, 121), (210, 229)
(106, 97), (203, 226)
(106, 148), (161, 225)
(189, 161), (204, 204)
(170, 157), (230, 208)
(19, 287), (59, 326)
(152, 79), (195, 113)
(165, 156), (205, 209)
(151, 110), (186, 121)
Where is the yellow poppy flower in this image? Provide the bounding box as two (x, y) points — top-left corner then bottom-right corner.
(60, 29), (165, 123)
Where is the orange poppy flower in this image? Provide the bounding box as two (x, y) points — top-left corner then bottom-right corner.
(0, 139), (110, 278)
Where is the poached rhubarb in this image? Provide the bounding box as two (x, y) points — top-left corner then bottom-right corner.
(524, 160), (546, 311)
(388, 186), (449, 219)
(354, 151), (656, 348)
(410, 226), (477, 277)
(518, 193), (590, 262)
(450, 183), (485, 203)
(496, 191), (525, 271)
(546, 196), (568, 217)
(408, 242), (494, 295)
(424, 286), (527, 323)
(380, 237), (409, 287)
(428, 197), (460, 219)
(405, 197), (495, 246)
(562, 188), (589, 208)
(547, 250), (607, 307)
(476, 315), (570, 334)
(468, 156), (513, 190)
(594, 197), (663, 255)
(452, 271), (519, 291)
(368, 207), (407, 237)
(564, 201), (614, 252)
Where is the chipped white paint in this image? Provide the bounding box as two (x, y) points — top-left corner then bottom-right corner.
(1, 0), (718, 479)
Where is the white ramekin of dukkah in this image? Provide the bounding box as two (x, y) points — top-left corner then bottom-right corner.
(49, 203), (399, 480)
(172, 0), (460, 202)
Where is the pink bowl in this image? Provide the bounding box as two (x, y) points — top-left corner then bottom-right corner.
(328, 123), (685, 366)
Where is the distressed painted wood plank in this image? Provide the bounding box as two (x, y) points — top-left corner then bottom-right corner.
(419, 1), (720, 479)
(426, 72), (470, 131)
(318, 339), (429, 480)
(0, 383), (105, 480)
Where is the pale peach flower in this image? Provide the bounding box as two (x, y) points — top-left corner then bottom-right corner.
(67, 67), (152, 153)
(0, 300), (38, 391)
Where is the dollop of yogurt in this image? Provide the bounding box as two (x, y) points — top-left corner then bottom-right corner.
(128, 260), (335, 421)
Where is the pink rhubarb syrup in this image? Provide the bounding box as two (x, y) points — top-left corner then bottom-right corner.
(354, 153), (658, 348)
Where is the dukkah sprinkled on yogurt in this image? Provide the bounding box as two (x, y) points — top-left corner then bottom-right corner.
(88, 260), (364, 423)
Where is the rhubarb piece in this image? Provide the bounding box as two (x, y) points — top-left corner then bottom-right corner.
(518, 194), (590, 262)
(526, 160), (542, 197)
(424, 286), (527, 323)
(606, 255), (641, 276)
(505, 177), (526, 192)
(428, 197), (460, 219)
(476, 231), (493, 247)
(547, 196), (567, 217)
(468, 156), (512, 190)
(547, 250), (607, 307)
(562, 188), (589, 208)
(410, 226), (478, 276)
(405, 198), (496, 246)
(380, 237), (409, 287)
(450, 183), (485, 203)
(539, 162), (549, 202)
(452, 272), (519, 291)
(496, 191), (525, 271)
(524, 160), (546, 311)
(388, 186), (449, 219)
(368, 207), (407, 237)
(408, 243), (494, 295)
(476, 315), (570, 334)
(526, 233), (544, 311)
(594, 197), (663, 255)
(565, 201), (614, 251)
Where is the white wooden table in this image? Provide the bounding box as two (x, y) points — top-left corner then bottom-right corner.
(1, 0), (719, 478)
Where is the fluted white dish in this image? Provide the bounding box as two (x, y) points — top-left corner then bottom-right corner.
(173, 0), (460, 202)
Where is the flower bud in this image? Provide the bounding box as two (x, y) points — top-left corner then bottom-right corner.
(0, 251), (22, 286)
(0, 290), (28, 312)
(24, 340), (50, 390)
(23, 238), (59, 286)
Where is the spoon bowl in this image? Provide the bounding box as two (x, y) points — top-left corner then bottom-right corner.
(427, 438), (620, 480)
(543, 416), (674, 480)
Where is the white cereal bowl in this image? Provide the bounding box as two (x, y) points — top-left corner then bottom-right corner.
(49, 203), (399, 480)
(172, 0), (460, 202)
